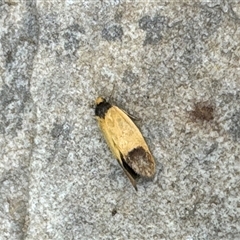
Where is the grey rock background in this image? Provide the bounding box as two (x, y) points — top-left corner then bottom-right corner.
(0, 1), (240, 239)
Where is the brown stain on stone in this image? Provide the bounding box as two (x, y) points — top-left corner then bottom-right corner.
(190, 102), (214, 122)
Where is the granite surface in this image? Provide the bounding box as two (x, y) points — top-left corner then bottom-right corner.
(0, 1), (240, 239)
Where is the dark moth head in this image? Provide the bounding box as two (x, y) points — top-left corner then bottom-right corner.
(95, 97), (112, 118)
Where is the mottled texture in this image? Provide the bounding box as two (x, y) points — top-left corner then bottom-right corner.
(126, 146), (154, 177)
(1, 1), (240, 240)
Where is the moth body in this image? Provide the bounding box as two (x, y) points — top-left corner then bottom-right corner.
(95, 97), (155, 190)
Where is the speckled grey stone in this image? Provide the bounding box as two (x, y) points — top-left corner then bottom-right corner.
(1, 1), (240, 240)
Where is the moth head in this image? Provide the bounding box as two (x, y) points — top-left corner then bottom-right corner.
(95, 97), (111, 118)
(95, 97), (106, 106)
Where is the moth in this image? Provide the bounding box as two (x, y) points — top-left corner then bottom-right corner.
(95, 97), (155, 191)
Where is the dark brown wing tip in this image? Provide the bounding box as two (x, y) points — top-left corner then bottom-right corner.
(126, 146), (155, 177)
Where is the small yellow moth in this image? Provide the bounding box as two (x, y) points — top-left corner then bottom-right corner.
(95, 97), (155, 191)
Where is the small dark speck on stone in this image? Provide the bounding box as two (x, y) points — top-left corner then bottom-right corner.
(102, 24), (123, 41)
(16, 117), (23, 130)
(51, 123), (63, 138)
(0, 124), (5, 134)
(229, 111), (240, 142)
(111, 208), (117, 216)
(6, 51), (13, 64)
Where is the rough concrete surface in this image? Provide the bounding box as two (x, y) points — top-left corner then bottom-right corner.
(0, 1), (240, 239)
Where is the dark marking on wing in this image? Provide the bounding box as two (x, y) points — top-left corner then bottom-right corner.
(122, 158), (140, 180)
(126, 146), (154, 177)
(119, 152), (140, 191)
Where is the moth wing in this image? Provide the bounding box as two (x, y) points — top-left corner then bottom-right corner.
(119, 157), (139, 191)
(97, 115), (139, 190)
(97, 118), (119, 160)
(106, 106), (155, 178)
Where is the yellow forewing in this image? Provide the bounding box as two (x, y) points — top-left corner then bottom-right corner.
(98, 106), (148, 159)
